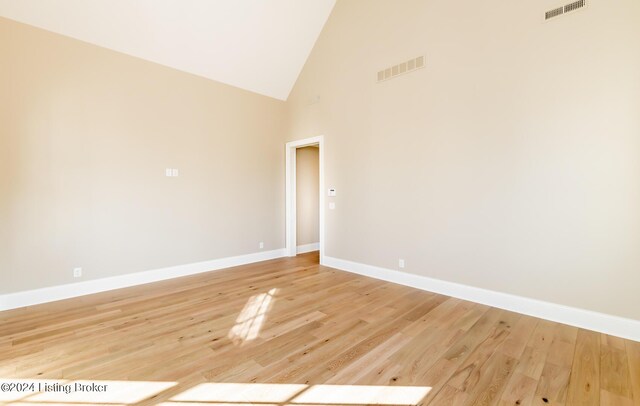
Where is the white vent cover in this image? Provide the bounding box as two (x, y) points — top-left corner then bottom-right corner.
(377, 56), (425, 83)
(545, 0), (587, 20)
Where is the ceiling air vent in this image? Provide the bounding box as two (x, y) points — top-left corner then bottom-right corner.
(545, 6), (564, 20)
(564, 0), (586, 13)
(377, 55), (425, 83)
(545, 0), (587, 21)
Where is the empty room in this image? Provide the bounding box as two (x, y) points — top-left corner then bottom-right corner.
(1, 0), (639, 405)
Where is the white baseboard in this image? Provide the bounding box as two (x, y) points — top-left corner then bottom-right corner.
(297, 242), (320, 254)
(0, 249), (287, 312)
(323, 256), (640, 342)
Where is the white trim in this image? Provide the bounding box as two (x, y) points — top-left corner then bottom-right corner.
(323, 256), (640, 342)
(285, 136), (325, 264)
(0, 249), (286, 312)
(285, 142), (296, 257)
(297, 242), (320, 254)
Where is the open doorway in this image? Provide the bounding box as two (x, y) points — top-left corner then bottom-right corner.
(296, 146), (320, 254)
(285, 136), (324, 263)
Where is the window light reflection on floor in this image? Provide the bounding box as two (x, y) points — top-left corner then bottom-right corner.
(1, 379), (431, 406)
(171, 382), (306, 403)
(228, 288), (278, 344)
(0, 379), (176, 404)
(170, 382), (432, 405)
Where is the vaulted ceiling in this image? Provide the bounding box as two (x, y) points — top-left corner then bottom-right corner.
(0, 0), (336, 100)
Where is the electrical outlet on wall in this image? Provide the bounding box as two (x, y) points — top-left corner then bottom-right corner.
(398, 259), (405, 269)
(259, 242), (264, 249)
(73, 267), (82, 278)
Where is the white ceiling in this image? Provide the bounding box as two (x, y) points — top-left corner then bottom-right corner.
(0, 0), (335, 100)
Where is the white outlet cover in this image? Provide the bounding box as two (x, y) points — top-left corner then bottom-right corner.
(73, 267), (82, 277)
(172, 168), (179, 177)
(259, 242), (264, 249)
(165, 168), (173, 177)
(329, 202), (336, 210)
(398, 259), (405, 269)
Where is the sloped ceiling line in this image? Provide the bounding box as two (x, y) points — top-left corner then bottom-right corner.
(0, 0), (336, 100)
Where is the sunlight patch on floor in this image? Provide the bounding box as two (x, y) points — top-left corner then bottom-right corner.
(7, 403), (125, 406)
(0, 379), (175, 404)
(170, 383), (431, 405)
(1, 379), (430, 405)
(228, 288), (277, 344)
(160, 404), (278, 406)
(0, 379), (62, 402)
(291, 384), (431, 405)
(172, 382), (306, 403)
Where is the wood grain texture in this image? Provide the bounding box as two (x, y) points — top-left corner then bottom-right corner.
(0, 252), (637, 406)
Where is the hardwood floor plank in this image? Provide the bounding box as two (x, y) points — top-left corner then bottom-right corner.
(496, 316), (546, 406)
(0, 252), (636, 406)
(464, 352), (517, 405)
(431, 384), (468, 405)
(498, 372), (538, 406)
(626, 340), (640, 406)
(446, 311), (520, 392)
(532, 324), (578, 406)
(600, 335), (633, 401)
(567, 329), (601, 405)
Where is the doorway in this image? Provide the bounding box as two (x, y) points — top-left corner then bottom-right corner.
(285, 136), (324, 263)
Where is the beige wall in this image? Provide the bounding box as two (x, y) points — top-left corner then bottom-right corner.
(286, 0), (640, 320)
(3, 0), (640, 322)
(296, 146), (319, 246)
(0, 17), (286, 293)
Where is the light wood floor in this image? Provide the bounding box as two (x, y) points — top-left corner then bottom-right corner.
(1, 252), (638, 406)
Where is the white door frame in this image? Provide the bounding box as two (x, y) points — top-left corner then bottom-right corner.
(285, 135), (324, 264)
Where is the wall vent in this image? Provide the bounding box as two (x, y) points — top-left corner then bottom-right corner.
(564, 0), (586, 13)
(545, 7), (564, 20)
(545, 0), (586, 21)
(377, 55), (425, 83)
